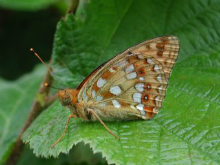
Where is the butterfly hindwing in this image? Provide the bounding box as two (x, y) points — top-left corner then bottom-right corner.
(77, 36), (179, 120)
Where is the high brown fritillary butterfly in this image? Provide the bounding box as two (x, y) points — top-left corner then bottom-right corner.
(51, 36), (180, 148)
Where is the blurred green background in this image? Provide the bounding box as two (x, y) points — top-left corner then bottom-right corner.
(0, 0), (107, 164)
(0, 1), (61, 80)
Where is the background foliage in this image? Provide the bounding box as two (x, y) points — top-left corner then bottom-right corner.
(1, 0), (220, 165)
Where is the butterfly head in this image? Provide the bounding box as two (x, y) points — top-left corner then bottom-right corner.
(58, 89), (79, 106)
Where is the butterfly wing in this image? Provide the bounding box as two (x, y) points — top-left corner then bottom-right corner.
(77, 36), (179, 120)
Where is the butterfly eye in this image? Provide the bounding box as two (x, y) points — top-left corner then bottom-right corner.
(64, 90), (72, 105)
(58, 90), (71, 106)
(63, 97), (71, 105)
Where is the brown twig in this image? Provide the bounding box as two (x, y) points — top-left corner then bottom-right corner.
(5, 68), (55, 165)
(67, 0), (79, 15)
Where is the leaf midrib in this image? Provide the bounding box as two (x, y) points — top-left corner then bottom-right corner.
(97, 0), (134, 64)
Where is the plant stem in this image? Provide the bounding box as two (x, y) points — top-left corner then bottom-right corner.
(5, 68), (55, 165)
(67, 0), (79, 15)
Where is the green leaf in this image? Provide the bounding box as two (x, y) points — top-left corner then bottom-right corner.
(0, 0), (60, 11)
(23, 0), (220, 164)
(0, 65), (44, 164)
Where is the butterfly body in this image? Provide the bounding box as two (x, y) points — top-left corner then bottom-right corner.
(52, 36), (179, 146)
(58, 89), (141, 121)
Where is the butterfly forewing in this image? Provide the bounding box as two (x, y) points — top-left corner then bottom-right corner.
(131, 36), (179, 80)
(77, 36), (179, 120)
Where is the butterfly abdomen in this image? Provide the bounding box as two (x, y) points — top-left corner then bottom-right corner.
(87, 105), (141, 121)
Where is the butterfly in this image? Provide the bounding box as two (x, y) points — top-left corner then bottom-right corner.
(51, 36), (180, 148)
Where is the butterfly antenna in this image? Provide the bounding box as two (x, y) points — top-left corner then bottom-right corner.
(30, 48), (62, 90)
(44, 83), (63, 90)
(30, 48), (48, 68)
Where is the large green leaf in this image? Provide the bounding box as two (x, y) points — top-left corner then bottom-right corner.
(0, 66), (44, 164)
(22, 0), (220, 164)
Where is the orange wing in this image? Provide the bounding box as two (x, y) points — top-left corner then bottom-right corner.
(77, 36), (179, 120)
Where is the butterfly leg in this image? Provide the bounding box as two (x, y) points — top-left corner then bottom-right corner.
(51, 114), (76, 148)
(88, 109), (120, 140)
